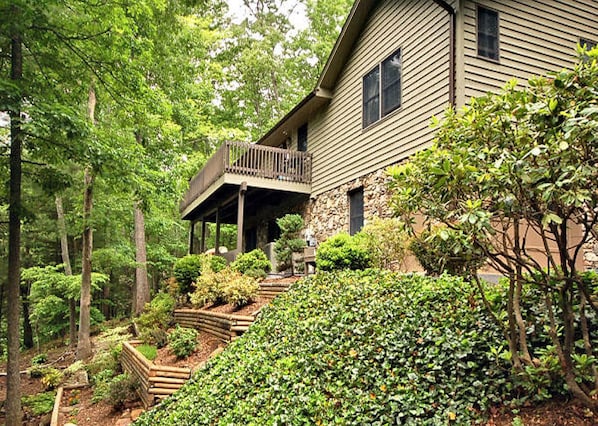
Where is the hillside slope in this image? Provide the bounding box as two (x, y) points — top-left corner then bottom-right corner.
(135, 270), (512, 425)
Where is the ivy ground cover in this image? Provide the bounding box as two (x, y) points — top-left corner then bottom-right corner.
(135, 270), (511, 425)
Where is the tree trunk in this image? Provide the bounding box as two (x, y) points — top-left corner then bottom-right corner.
(134, 200), (150, 316)
(77, 84), (96, 361)
(6, 26), (23, 426)
(21, 282), (33, 349)
(55, 195), (77, 347)
(77, 167), (94, 360)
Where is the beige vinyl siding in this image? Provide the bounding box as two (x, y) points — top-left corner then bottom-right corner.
(309, 0), (453, 196)
(463, 0), (598, 101)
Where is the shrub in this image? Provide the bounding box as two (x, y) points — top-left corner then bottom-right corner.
(107, 373), (139, 410)
(41, 367), (63, 390)
(31, 353), (48, 366)
(231, 249), (271, 278)
(91, 369), (115, 404)
(210, 255), (227, 273)
(86, 350), (120, 378)
(274, 214), (305, 275)
(190, 267), (260, 308)
(173, 254), (226, 295)
(221, 271), (260, 307)
(409, 225), (486, 277)
(190, 266), (225, 307)
(85, 323), (129, 378)
(168, 326), (199, 359)
(135, 271), (515, 425)
(173, 254), (203, 295)
(137, 344), (158, 361)
(136, 292), (175, 345)
(355, 217), (410, 270)
(28, 365), (47, 378)
(22, 391), (56, 416)
(145, 328), (169, 349)
(316, 233), (371, 271)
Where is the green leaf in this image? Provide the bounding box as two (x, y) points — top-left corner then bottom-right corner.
(541, 213), (563, 228)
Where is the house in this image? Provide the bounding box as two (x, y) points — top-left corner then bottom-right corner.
(180, 0), (598, 269)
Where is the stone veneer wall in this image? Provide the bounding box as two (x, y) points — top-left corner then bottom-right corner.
(302, 168), (598, 272)
(583, 239), (598, 270)
(304, 168), (393, 245)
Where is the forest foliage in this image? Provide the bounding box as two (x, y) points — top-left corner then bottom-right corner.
(0, 0), (353, 355)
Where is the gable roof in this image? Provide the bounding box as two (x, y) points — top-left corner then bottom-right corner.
(258, 0), (377, 146)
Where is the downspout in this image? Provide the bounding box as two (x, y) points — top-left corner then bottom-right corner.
(432, 0), (456, 108)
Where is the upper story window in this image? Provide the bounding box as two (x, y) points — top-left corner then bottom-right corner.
(297, 123), (308, 152)
(477, 5), (499, 61)
(363, 49), (402, 128)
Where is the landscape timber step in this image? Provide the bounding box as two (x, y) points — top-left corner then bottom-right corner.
(121, 341), (192, 408)
(257, 280), (294, 298)
(174, 309), (258, 342)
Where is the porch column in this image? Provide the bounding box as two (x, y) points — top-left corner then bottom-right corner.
(215, 208), (221, 255)
(200, 219), (207, 253)
(188, 220), (195, 254)
(236, 182), (247, 253)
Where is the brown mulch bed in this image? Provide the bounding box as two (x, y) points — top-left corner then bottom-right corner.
(153, 330), (224, 369)
(58, 386), (137, 426)
(486, 399), (596, 425)
(200, 296), (271, 316)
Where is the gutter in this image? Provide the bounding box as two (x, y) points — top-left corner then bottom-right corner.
(432, 0), (456, 107)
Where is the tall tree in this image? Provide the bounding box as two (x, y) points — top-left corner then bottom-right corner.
(76, 85), (96, 360)
(55, 194), (76, 346)
(5, 7), (23, 422)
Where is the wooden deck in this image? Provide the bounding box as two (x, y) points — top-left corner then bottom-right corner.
(181, 141), (312, 214)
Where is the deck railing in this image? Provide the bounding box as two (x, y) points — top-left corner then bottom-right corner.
(181, 141), (312, 212)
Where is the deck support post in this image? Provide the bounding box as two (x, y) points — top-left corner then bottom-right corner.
(215, 209), (221, 255)
(188, 221), (195, 254)
(236, 182), (247, 254)
(200, 219), (207, 253)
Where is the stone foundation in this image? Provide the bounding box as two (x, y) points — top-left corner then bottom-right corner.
(304, 168), (393, 244)
(583, 239), (598, 270)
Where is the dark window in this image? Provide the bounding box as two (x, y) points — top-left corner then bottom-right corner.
(477, 6), (499, 60)
(382, 50), (402, 116)
(363, 67), (380, 127)
(298, 123), (308, 152)
(349, 188), (364, 236)
(363, 49), (401, 128)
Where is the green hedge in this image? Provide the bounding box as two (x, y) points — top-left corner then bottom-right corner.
(315, 233), (371, 271)
(135, 271), (514, 425)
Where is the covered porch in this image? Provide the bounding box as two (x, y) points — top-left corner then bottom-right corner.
(180, 141), (312, 258)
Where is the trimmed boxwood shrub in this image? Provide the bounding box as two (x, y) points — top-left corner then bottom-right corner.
(231, 249), (272, 279)
(135, 271), (515, 425)
(316, 233), (371, 271)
